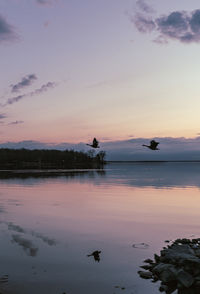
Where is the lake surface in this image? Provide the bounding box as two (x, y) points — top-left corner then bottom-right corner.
(1, 162), (200, 294)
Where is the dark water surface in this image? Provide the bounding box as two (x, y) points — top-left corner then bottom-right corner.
(0, 162), (200, 294)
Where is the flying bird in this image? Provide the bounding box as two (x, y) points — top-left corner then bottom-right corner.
(86, 138), (100, 148)
(142, 140), (160, 150)
(87, 250), (101, 262)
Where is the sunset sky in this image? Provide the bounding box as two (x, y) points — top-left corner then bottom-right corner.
(1, 0), (200, 144)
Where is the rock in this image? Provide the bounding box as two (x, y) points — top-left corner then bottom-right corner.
(154, 254), (160, 263)
(194, 280), (200, 287)
(178, 289), (196, 294)
(160, 269), (176, 283)
(143, 258), (153, 264)
(194, 276), (200, 281)
(152, 275), (159, 282)
(152, 263), (173, 274)
(138, 271), (152, 279)
(194, 249), (200, 257)
(140, 265), (153, 270)
(159, 284), (168, 292)
(174, 239), (191, 245)
(192, 267), (200, 276)
(138, 237), (200, 293)
(177, 270), (194, 288)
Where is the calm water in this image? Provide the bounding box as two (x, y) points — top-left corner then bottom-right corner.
(0, 162), (200, 294)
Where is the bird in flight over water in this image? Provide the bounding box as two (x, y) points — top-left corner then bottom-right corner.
(142, 140), (160, 150)
(86, 138), (100, 148)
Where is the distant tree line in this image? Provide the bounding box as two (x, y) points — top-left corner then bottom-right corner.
(0, 148), (106, 169)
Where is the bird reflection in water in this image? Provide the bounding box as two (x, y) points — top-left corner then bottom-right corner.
(87, 250), (101, 262)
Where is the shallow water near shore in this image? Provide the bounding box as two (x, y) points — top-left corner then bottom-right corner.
(0, 162), (200, 294)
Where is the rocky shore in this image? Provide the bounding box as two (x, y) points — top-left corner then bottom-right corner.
(138, 238), (200, 294)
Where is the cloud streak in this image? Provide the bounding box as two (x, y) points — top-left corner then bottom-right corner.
(11, 234), (38, 257)
(7, 221), (57, 246)
(0, 113), (6, 119)
(36, 0), (51, 5)
(8, 120), (24, 125)
(36, 0), (59, 6)
(1, 137), (200, 161)
(10, 74), (37, 93)
(2, 81), (56, 107)
(136, 0), (155, 14)
(0, 14), (17, 43)
(134, 14), (155, 33)
(133, 9), (200, 43)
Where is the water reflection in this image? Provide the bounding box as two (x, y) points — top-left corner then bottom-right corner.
(87, 250), (101, 262)
(1, 162), (200, 188)
(8, 222), (25, 233)
(106, 162), (200, 188)
(0, 163), (199, 293)
(11, 234), (39, 257)
(0, 169), (106, 187)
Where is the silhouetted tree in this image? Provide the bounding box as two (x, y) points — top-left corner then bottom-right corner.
(95, 151), (106, 163)
(0, 148), (106, 169)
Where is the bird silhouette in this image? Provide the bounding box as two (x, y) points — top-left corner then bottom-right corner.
(142, 140), (160, 150)
(86, 138), (100, 148)
(87, 250), (101, 262)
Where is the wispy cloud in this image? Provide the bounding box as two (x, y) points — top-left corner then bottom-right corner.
(2, 82), (56, 107)
(8, 223), (25, 233)
(36, 0), (51, 5)
(8, 120), (24, 125)
(30, 231), (57, 246)
(133, 14), (155, 33)
(1, 137), (200, 161)
(36, 0), (59, 6)
(10, 74), (37, 93)
(132, 9), (200, 44)
(0, 14), (17, 43)
(44, 21), (50, 27)
(32, 81), (56, 95)
(0, 113), (7, 119)
(7, 222), (57, 246)
(136, 0), (155, 14)
(11, 234), (38, 257)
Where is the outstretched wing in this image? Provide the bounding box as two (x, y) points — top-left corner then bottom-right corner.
(150, 140), (159, 148)
(93, 138), (99, 147)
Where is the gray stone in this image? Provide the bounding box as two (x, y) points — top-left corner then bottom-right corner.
(160, 269), (176, 283)
(194, 280), (200, 286)
(154, 254), (160, 263)
(138, 271), (152, 279)
(159, 284), (168, 292)
(160, 245), (200, 266)
(177, 270), (194, 288)
(152, 263), (173, 274)
(143, 258), (153, 264)
(178, 289), (196, 294)
(138, 238), (200, 293)
(194, 249), (200, 257)
(194, 276), (200, 281)
(140, 265), (153, 270)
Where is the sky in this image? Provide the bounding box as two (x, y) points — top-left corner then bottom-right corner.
(1, 0), (200, 159)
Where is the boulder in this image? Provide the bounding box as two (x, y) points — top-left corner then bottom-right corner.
(138, 271), (152, 279)
(138, 238), (200, 293)
(177, 270), (194, 288)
